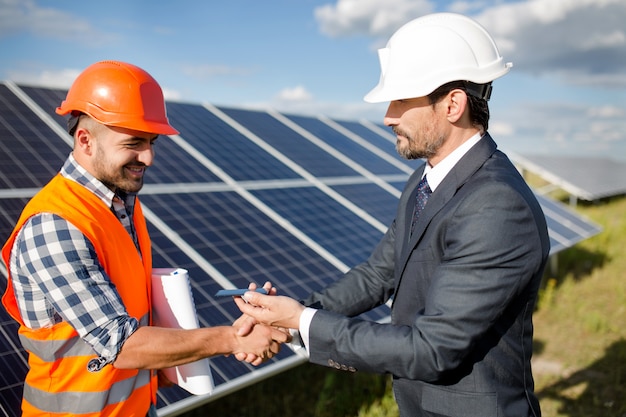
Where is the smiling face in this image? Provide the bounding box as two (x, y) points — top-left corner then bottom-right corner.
(73, 116), (158, 193)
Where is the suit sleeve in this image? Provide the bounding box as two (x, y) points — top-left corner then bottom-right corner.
(306, 182), (546, 381)
(302, 219), (397, 317)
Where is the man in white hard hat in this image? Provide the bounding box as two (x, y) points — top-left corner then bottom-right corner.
(237, 13), (549, 417)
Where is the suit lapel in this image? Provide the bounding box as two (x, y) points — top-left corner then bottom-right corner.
(395, 134), (498, 291)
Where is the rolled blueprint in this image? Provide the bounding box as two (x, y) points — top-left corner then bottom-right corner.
(151, 267), (214, 395)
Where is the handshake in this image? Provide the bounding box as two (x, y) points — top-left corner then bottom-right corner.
(227, 281), (306, 366)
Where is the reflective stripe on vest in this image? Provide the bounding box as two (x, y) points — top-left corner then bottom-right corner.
(19, 313), (150, 363)
(23, 369), (152, 414)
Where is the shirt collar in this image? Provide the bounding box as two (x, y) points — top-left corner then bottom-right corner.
(60, 153), (137, 210)
(423, 132), (483, 192)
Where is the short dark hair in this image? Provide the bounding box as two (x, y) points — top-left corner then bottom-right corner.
(427, 81), (490, 132)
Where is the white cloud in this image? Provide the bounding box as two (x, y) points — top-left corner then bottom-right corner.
(489, 121), (515, 136)
(275, 85), (313, 102)
(475, 0), (626, 87)
(6, 67), (79, 89)
(497, 99), (626, 158)
(580, 30), (626, 50)
(448, 1), (491, 14)
(162, 88), (182, 101)
(0, 0), (115, 44)
(587, 105), (624, 118)
(314, 0), (433, 38)
(240, 95), (387, 123)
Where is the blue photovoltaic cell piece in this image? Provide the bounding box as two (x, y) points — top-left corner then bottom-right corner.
(0, 198), (32, 414)
(219, 106), (361, 178)
(0, 85), (68, 189)
(535, 194), (602, 254)
(0, 198), (31, 245)
(391, 181), (411, 192)
(18, 85), (70, 129)
(146, 136), (224, 184)
(285, 114), (405, 176)
(166, 102), (301, 181)
(0, 308), (27, 416)
(250, 187), (383, 267)
(331, 183), (400, 226)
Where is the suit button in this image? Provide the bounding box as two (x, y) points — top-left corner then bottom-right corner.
(328, 359), (335, 367)
(348, 366), (356, 372)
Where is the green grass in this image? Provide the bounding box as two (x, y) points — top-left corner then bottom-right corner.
(180, 195), (626, 417)
(532, 195), (626, 417)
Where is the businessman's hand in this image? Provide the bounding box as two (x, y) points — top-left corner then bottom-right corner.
(234, 281), (277, 337)
(234, 291), (305, 330)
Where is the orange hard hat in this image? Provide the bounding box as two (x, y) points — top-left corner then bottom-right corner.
(56, 60), (179, 135)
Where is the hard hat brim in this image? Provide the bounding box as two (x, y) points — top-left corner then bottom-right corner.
(363, 62), (512, 103)
(56, 102), (179, 136)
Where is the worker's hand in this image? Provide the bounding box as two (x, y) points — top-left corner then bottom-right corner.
(232, 317), (292, 363)
(231, 281), (290, 364)
(232, 321), (291, 366)
(234, 291), (305, 330)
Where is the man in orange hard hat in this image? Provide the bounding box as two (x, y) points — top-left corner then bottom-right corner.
(2, 60), (290, 417)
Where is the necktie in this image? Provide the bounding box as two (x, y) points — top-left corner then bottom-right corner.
(410, 176), (431, 236)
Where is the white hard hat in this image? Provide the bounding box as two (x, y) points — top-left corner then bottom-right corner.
(364, 13), (512, 103)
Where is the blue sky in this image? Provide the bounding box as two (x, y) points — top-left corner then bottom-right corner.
(1, 0), (625, 162)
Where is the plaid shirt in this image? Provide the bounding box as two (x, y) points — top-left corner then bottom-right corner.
(8, 154), (141, 365)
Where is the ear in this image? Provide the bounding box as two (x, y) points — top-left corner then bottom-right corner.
(446, 89), (468, 124)
(74, 126), (94, 156)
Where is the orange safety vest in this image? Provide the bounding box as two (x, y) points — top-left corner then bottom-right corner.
(2, 174), (157, 417)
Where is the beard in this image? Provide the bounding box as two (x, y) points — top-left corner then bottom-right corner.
(92, 146), (146, 193)
(394, 126), (444, 161)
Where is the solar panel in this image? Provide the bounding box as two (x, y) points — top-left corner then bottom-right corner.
(536, 194), (602, 253)
(0, 82), (602, 417)
(0, 197), (31, 413)
(0, 84), (68, 189)
(513, 153), (626, 202)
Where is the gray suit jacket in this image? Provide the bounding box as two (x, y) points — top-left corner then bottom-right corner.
(303, 134), (549, 417)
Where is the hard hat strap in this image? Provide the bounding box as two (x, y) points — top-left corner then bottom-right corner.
(464, 82), (492, 101)
(67, 112), (83, 136)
